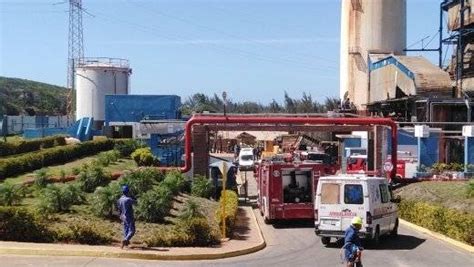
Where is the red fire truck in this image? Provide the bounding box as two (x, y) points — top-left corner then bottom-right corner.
(256, 155), (336, 224)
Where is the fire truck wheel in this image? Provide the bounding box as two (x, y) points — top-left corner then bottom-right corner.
(321, 237), (330, 246)
(372, 226), (380, 247)
(264, 216), (273, 225)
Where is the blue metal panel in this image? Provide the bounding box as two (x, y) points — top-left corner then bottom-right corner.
(398, 129), (417, 145)
(105, 95), (181, 125)
(464, 137), (474, 171)
(344, 138), (362, 148)
(417, 133), (439, 168)
(147, 133), (184, 166)
(369, 56), (415, 80)
(23, 128), (69, 139)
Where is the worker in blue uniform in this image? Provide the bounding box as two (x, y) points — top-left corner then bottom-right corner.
(117, 185), (136, 249)
(343, 216), (364, 267)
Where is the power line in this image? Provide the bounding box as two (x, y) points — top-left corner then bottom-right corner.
(124, 0), (338, 70)
(90, 7), (338, 73)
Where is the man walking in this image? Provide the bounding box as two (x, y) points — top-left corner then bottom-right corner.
(343, 216), (364, 267)
(117, 185), (136, 249)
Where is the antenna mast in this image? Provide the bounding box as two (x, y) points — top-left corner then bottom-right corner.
(67, 0), (84, 119)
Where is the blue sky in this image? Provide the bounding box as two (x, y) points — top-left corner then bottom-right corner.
(1, 0), (444, 104)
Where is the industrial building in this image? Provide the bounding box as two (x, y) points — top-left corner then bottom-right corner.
(339, 0), (474, 125)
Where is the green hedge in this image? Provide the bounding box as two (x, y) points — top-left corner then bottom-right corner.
(0, 207), (52, 242)
(215, 190), (239, 236)
(398, 199), (474, 245)
(0, 136), (66, 157)
(0, 139), (115, 179)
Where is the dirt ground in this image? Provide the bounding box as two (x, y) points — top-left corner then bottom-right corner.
(394, 181), (474, 214)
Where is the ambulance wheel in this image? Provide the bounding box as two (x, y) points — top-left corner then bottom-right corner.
(391, 219), (399, 237)
(372, 226), (380, 246)
(321, 237), (330, 246)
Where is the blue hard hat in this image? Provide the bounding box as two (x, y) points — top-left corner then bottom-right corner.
(121, 185), (129, 194)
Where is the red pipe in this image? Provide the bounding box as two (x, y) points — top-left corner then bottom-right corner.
(180, 115), (398, 179)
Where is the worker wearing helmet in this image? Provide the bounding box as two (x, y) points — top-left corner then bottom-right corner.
(117, 185), (137, 249)
(343, 216), (364, 267)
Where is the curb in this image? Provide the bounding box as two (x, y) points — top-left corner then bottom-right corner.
(399, 219), (474, 253)
(0, 207), (266, 261)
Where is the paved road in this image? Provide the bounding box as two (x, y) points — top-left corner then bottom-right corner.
(1, 171), (473, 267)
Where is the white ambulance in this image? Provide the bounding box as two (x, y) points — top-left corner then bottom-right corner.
(314, 175), (400, 246)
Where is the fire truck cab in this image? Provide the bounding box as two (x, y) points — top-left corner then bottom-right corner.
(257, 157), (336, 224)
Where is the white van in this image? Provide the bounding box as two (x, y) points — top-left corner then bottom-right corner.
(238, 148), (255, 171)
(314, 175), (399, 246)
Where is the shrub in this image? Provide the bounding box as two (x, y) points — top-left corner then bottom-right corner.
(191, 175), (214, 198)
(0, 183), (24, 206)
(144, 227), (190, 247)
(91, 182), (122, 218)
(144, 218), (219, 247)
(215, 190), (239, 235)
(0, 207), (52, 242)
(37, 184), (84, 213)
(114, 139), (145, 157)
(163, 170), (186, 195)
(178, 198), (205, 220)
(398, 199), (474, 245)
(53, 219), (113, 245)
(71, 167), (81, 175)
(97, 152), (111, 167)
(77, 166), (110, 193)
(467, 180), (474, 198)
(175, 217), (218, 246)
(136, 184), (173, 223)
(62, 183), (85, 205)
(119, 168), (164, 197)
(59, 169), (67, 183)
(0, 136), (66, 157)
(432, 163), (449, 174)
(449, 162), (464, 172)
(131, 147), (155, 166)
(34, 168), (50, 188)
(0, 139), (116, 179)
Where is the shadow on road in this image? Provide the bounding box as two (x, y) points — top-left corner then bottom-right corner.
(232, 208), (251, 241)
(271, 219), (315, 229)
(323, 234), (426, 251)
(367, 234), (426, 250)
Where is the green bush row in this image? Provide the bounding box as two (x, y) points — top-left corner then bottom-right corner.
(0, 136), (66, 157)
(0, 207), (52, 242)
(398, 199), (474, 245)
(114, 139), (146, 157)
(0, 207), (112, 245)
(215, 190), (239, 236)
(144, 217), (219, 247)
(0, 139), (116, 179)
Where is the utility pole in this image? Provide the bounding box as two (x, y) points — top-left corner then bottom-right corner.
(67, 0), (85, 121)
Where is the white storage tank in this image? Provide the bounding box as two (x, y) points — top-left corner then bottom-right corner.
(75, 57), (131, 123)
(339, 0), (406, 109)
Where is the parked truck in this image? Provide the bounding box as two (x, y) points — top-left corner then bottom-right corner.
(257, 155), (336, 224)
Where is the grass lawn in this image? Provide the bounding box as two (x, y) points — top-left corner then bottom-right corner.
(3, 135), (23, 143)
(394, 181), (474, 214)
(2, 153), (136, 185)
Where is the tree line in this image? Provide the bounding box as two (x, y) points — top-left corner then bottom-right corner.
(181, 92), (341, 115)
